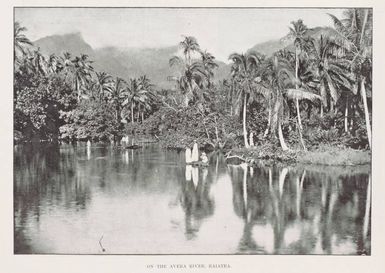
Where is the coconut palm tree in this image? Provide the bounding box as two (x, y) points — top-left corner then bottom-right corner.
(46, 53), (63, 75)
(71, 54), (94, 102)
(307, 35), (352, 118)
(229, 52), (264, 148)
(169, 56), (206, 107)
(124, 78), (150, 125)
(329, 8), (372, 149)
(257, 55), (322, 151)
(94, 72), (113, 102)
(105, 77), (128, 123)
(137, 75), (155, 122)
(179, 36), (200, 65)
(29, 48), (47, 76)
(200, 50), (219, 88)
(14, 22), (32, 62)
(288, 19), (313, 131)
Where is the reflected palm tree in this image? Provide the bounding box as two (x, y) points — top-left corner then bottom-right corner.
(180, 165), (215, 240)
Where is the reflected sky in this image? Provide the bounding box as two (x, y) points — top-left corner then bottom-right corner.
(14, 143), (371, 254)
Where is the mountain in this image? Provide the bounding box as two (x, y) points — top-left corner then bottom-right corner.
(34, 33), (230, 89)
(34, 32), (94, 57)
(33, 27), (335, 89)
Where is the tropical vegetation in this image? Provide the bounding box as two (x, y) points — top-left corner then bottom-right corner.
(14, 8), (372, 164)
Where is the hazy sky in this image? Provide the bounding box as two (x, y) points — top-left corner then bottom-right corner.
(15, 8), (343, 62)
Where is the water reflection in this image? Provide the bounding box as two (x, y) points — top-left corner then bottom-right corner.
(14, 144), (370, 254)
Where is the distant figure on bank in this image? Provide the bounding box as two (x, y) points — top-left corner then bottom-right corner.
(200, 152), (208, 164)
(191, 141), (199, 162)
(185, 147), (192, 163)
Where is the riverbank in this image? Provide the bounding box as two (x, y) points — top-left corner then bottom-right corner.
(229, 144), (371, 166)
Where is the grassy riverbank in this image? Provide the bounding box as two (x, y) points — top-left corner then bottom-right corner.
(230, 144), (371, 166)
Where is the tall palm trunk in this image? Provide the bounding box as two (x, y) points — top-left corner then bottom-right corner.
(361, 78), (371, 149)
(264, 105), (271, 138)
(344, 99), (349, 133)
(295, 47), (306, 150)
(131, 102), (134, 126)
(278, 122), (289, 151)
(295, 47), (303, 130)
(76, 77), (80, 102)
(243, 92), (249, 148)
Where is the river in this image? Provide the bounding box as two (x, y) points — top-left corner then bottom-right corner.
(14, 143), (371, 255)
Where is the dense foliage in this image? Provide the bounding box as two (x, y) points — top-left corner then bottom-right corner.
(14, 9), (372, 153)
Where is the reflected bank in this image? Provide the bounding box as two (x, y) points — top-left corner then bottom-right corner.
(14, 143), (371, 254)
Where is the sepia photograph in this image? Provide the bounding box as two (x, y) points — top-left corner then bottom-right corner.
(13, 6), (372, 256)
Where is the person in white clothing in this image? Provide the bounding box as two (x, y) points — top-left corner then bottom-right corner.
(200, 152), (208, 164)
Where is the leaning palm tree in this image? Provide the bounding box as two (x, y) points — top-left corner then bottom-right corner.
(14, 22), (33, 62)
(229, 52), (264, 148)
(329, 8), (372, 149)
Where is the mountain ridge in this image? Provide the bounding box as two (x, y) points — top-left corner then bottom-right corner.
(33, 26), (335, 89)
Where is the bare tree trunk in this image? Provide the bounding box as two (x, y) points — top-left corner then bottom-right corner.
(361, 78), (372, 149)
(278, 122), (289, 151)
(243, 93), (249, 148)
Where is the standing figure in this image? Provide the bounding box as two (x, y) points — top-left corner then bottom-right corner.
(185, 147), (192, 163)
(200, 152), (208, 164)
(191, 141), (199, 162)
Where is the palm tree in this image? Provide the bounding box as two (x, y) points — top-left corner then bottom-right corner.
(14, 22), (32, 62)
(307, 35), (352, 117)
(329, 8), (372, 149)
(124, 78), (150, 125)
(94, 72), (113, 102)
(229, 52), (264, 148)
(29, 48), (47, 76)
(46, 53), (63, 74)
(169, 56), (206, 107)
(169, 36), (208, 107)
(288, 19), (312, 131)
(137, 75), (154, 122)
(71, 54), (94, 102)
(106, 77), (128, 123)
(257, 55), (322, 151)
(179, 36), (200, 65)
(200, 50), (219, 88)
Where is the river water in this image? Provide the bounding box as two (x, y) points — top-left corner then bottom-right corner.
(14, 143), (371, 255)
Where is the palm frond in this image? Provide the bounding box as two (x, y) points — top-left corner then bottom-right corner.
(285, 88), (322, 102)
